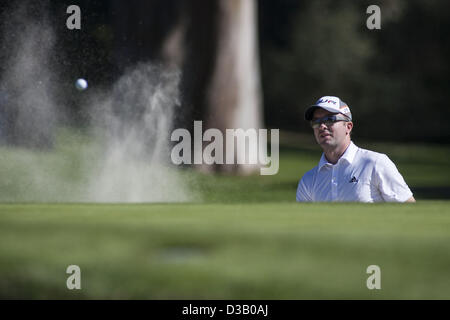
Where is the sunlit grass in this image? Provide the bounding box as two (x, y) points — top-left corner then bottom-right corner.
(0, 202), (450, 299)
(0, 129), (449, 299)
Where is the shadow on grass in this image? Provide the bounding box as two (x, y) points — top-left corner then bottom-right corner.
(256, 182), (450, 201)
(411, 186), (450, 200)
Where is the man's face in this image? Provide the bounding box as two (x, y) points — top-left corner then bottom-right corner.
(311, 108), (353, 149)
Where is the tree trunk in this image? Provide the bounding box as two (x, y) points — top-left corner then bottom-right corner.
(109, 0), (264, 175)
(204, 0), (264, 174)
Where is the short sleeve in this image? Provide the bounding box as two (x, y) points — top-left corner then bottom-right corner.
(296, 174), (313, 202)
(373, 154), (413, 202)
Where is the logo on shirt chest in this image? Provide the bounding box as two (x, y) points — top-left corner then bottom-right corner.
(349, 176), (359, 183)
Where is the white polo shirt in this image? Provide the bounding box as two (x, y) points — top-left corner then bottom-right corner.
(296, 142), (413, 202)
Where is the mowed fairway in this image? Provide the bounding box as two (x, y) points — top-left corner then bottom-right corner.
(1, 132), (450, 299)
(1, 201), (450, 299)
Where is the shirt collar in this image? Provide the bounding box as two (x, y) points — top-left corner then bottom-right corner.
(318, 141), (358, 171)
(340, 141), (358, 164)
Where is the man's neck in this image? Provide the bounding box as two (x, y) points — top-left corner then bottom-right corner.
(323, 140), (351, 164)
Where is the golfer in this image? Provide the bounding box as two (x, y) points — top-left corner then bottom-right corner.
(296, 96), (415, 202)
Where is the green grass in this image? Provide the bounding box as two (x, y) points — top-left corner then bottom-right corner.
(1, 129), (449, 202)
(1, 202), (450, 299)
(0, 129), (450, 299)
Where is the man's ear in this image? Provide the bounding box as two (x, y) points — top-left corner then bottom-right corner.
(346, 121), (353, 134)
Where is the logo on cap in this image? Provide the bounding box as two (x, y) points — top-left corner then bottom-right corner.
(317, 98), (337, 105)
(340, 106), (350, 114)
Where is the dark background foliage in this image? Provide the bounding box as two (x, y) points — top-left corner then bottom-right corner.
(1, 0), (449, 143)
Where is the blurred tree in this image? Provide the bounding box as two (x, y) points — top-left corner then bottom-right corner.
(204, 0), (264, 174)
(260, 0), (375, 135)
(110, 0), (264, 174)
(260, 0), (450, 143)
(364, 0), (450, 142)
(2, 0), (448, 150)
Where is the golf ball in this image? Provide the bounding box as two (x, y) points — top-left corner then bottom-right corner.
(75, 78), (88, 91)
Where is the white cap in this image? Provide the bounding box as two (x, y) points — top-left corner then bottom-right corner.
(305, 96), (352, 120)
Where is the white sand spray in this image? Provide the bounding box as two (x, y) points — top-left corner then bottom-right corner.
(0, 3), (58, 148)
(85, 64), (193, 202)
(0, 3), (195, 203)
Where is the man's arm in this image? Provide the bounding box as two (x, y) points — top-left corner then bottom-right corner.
(374, 154), (414, 202)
